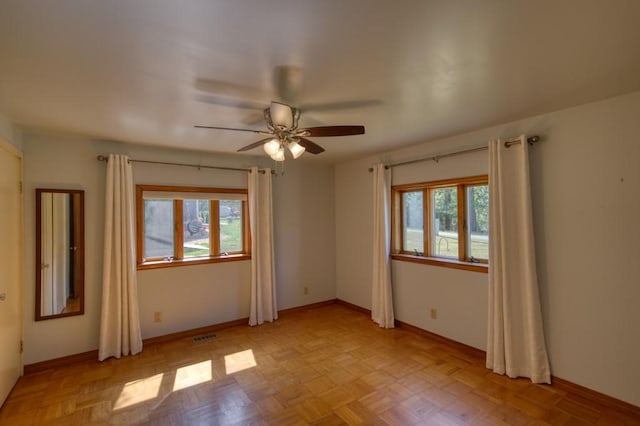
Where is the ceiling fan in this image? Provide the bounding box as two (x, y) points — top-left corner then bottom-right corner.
(194, 66), (369, 161)
(195, 101), (365, 160)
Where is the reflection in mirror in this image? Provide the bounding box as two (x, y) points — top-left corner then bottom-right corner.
(36, 189), (84, 321)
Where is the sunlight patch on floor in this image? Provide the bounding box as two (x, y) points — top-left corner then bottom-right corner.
(172, 360), (213, 391)
(113, 353), (255, 411)
(114, 373), (164, 410)
(224, 349), (257, 375)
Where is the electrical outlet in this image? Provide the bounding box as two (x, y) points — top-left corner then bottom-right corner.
(154, 311), (162, 323)
(303, 287), (309, 295)
(430, 308), (437, 320)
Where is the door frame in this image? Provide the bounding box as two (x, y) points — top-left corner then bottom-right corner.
(0, 137), (24, 398)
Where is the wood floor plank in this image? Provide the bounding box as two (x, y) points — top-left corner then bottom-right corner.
(2, 303), (639, 425)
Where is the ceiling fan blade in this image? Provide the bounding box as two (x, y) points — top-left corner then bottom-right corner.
(195, 94), (266, 110)
(273, 65), (303, 104)
(240, 111), (267, 125)
(300, 99), (382, 112)
(301, 125), (365, 137)
(237, 137), (274, 152)
(195, 78), (268, 102)
(297, 137), (325, 155)
(194, 125), (272, 136)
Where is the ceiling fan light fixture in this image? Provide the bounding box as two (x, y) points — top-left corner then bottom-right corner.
(263, 138), (281, 156)
(288, 140), (305, 159)
(270, 146), (285, 162)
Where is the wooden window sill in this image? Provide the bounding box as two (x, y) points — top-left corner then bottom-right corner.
(137, 254), (251, 270)
(391, 253), (488, 273)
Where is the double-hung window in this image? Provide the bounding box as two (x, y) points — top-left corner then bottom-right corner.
(136, 185), (250, 269)
(392, 175), (488, 272)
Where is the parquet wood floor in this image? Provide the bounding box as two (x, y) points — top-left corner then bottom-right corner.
(1, 304), (638, 425)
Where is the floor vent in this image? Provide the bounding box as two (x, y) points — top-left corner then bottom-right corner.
(192, 333), (217, 343)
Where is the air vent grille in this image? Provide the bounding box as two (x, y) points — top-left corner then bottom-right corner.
(192, 333), (217, 343)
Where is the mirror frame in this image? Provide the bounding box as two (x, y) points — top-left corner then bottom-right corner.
(35, 188), (85, 321)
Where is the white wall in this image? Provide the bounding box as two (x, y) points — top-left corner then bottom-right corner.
(0, 112), (22, 150)
(335, 137), (490, 350)
(335, 91), (640, 406)
(22, 133), (336, 364)
(272, 161), (337, 309)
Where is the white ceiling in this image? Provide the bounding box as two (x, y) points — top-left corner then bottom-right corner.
(1, 0), (640, 163)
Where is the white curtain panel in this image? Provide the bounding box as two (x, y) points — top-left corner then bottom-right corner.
(99, 154), (143, 361)
(248, 167), (277, 326)
(487, 136), (551, 384)
(371, 164), (395, 328)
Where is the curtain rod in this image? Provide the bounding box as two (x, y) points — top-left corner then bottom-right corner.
(96, 155), (270, 173)
(368, 135), (540, 172)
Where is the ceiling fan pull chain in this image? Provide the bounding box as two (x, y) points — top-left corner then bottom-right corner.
(274, 159), (285, 176)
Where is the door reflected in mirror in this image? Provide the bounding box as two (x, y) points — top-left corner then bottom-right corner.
(35, 189), (84, 320)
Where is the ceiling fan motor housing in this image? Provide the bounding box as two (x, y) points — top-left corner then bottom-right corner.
(265, 101), (300, 131)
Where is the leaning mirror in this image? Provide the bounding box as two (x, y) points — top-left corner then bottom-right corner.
(35, 189), (84, 320)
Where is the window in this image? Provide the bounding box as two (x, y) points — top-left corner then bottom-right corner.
(136, 185), (250, 269)
(392, 176), (488, 272)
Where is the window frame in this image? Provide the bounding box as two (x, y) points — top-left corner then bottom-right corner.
(136, 185), (250, 270)
(391, 175), (488, 273)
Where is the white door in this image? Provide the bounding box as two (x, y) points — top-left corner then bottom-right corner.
(0, 139), (23, 406)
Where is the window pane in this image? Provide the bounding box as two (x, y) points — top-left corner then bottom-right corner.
(183, 199), (210, 258)
(431, 187), (458, 258)
(466, 185), (489, 260)
(402, 191), (423, 254)
(220, 200), (243, 253)
(144, 200), (174, 259)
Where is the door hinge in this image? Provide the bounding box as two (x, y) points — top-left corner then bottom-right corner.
(20, 340), (23, 354)
(19, 181), (23, 194)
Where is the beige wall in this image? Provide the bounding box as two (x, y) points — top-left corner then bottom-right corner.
(22, 133), (336, 364)
(335, 91), (640, 406)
